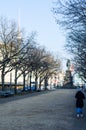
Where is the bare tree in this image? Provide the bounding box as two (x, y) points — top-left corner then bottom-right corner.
(52, 0), (86, 81)
(53, 0), (86, 30)
(66, 30), (86, 81)
(0, 17), (21, 90)
(21, 44), (61, 91)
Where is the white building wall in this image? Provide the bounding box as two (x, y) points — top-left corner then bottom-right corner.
(0, 69), (23, 84)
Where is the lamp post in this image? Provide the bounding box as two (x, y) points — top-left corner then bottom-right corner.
(10, 41), (13, 90)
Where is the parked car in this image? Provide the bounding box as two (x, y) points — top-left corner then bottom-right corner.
(0, 90), (14, 97)
(24, 86), (35, 91)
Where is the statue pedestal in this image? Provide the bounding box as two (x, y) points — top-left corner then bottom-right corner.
(64, 70), (73, 88)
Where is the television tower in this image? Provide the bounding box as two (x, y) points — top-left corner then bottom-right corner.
(17, 9), (22, 45)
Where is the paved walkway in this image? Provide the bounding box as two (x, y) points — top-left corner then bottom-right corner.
(0, 89), (86, 130)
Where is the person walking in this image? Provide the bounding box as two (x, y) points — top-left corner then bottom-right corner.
(75, 87), (85, 118)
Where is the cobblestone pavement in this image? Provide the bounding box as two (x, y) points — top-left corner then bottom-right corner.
(0, 89), (86, 130)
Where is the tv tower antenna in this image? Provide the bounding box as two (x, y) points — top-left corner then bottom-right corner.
(17, 8), (22, 40)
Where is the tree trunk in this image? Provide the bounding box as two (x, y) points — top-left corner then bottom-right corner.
(14, 67), (17, 94)
(23, 72), (26, 91)
(44, 76), (48, 90)
(1, 66), (5, 91)
(39, 76), (42, 90)
(35, 71), (38, 91)
(29, 72), (32, 91)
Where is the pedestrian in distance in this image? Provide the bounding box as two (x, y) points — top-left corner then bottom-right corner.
(75, 87), (85, 118)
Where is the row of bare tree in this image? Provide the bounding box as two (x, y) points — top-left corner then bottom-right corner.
(0, 17), (61, 92)
(53, 0), (86, 82)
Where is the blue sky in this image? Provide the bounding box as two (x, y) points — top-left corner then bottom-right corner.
(0, 0), (69, 69)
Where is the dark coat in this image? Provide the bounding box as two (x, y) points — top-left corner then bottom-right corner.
(75, 90), (85, 108)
